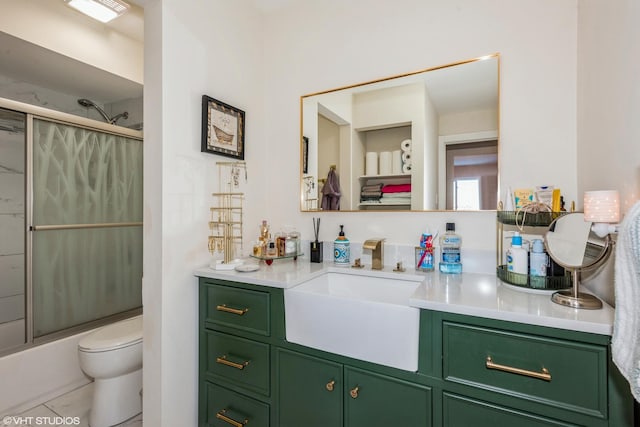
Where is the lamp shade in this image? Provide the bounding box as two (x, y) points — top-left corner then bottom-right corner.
(584, 190), (620, 223)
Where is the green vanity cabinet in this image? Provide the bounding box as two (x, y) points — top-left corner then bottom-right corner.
(198, 277), (634, 427)
(275, 347), (432, 427)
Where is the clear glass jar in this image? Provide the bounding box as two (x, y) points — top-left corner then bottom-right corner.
(286, 229), (300, 255)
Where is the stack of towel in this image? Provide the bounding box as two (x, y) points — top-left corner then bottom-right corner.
(360, 183), (383, 202)
(360, 183), (411, 204)
(613, 200), (640, 403)
(381, 183), (411, 204)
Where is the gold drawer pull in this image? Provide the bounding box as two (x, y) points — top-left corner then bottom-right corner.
(326, 380), (335, 392)
(216, 409), (248, 427)
(216, 355), (250, 370)
(486, 356), (551, 382)
(350, 386), (359, 399)
(216, 304), (249, 316)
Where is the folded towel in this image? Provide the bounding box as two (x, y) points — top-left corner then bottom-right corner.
(381, 192), (411, 199)
(360, 195), (382, 201)
(360, 193), (382, 200)
(361, 183), (383, 193)
(612, 200), (640, 402)
(382, 184), (412, 193)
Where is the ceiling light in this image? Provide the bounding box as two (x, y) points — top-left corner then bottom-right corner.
(65, 0), (130, 23)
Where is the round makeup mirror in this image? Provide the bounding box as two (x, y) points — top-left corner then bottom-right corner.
(544, 212), (613, 309)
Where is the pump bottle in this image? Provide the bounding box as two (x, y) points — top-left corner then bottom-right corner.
(506, 232), (528, 275)
(334, 225), (350, 267)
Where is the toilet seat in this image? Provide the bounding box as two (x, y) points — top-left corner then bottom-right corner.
(79, 316), (142, 353)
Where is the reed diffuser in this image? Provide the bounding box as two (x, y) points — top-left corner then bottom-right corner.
(310, 217), (323, 263)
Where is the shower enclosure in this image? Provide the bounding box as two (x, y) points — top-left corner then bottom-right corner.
(0, 98), (143, 355)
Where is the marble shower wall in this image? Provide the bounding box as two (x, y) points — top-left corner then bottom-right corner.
(0, 109), (26, 351)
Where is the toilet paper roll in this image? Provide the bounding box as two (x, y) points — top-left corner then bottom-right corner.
(392, 150), (402, 174)
(402, 152), (412, 163)
(379, 151), (392, 175)
(402, 163), (412, 174)
(365, 152), (378, 176)
(400, 139), (412, 152)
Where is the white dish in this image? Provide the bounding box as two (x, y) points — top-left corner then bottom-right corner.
(235, 264), (260, 272)
(210, 259), (243, 270)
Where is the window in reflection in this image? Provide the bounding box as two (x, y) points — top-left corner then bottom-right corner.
(454, 178), (480, 210)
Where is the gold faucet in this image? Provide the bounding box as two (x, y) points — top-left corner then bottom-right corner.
(363, 238), (385, 270)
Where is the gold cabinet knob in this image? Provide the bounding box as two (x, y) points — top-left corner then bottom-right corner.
(325, 380), (335, 392)
(349, 386), (359, 399)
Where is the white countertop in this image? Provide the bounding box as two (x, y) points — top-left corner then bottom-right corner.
(195, 258), (614, 336)
(408, 272), (614, 336)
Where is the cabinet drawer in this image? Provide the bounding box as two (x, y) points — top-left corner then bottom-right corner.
(204, 284), (270, 336)
(205, 330), (270, 396)
(442, 321), (607, 418)
(443, 392), (579, 427)
(205, 382), (269, 427)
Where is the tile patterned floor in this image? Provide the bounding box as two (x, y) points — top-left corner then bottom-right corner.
(2, 383), (142, 427)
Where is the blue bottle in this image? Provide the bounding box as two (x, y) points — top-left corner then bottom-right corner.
(439, 222), (462, 274)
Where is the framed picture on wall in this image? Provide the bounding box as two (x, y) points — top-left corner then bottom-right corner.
(302, 136), (309, 174)
(201, 95), (245, 160)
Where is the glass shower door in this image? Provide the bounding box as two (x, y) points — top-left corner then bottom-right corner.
(31, 119), (143, 337)
(0, 108), (26, 353)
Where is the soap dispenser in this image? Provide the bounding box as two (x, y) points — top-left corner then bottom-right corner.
(334, 225), (350, 267)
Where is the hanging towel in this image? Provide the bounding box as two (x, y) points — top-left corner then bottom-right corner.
(612, 200), (640, 403)
(321, 168), (341, 210)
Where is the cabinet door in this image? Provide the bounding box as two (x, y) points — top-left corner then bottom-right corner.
(276, 348), (343, 427)
(345, 367), (431, 427)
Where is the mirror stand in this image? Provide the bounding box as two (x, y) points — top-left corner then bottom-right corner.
(545, 213), (615, 310)
(551, 269), (603, 309)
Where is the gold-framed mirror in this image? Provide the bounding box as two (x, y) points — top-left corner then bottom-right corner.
(300, 53), (500, 212)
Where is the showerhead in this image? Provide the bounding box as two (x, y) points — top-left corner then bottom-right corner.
(77, 98), (96, 108)
(77, 98), (128, 125)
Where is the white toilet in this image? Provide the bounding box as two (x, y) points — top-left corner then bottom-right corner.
(78, 315), (143, 427)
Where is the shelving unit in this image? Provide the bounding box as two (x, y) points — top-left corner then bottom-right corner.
(358, 173), (411, 209)
(496, 210), (572, 290)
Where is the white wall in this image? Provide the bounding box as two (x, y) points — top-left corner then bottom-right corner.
(141, 1), (265, 426)
(575, 0), (640, 304)
(261, 0), (578, 247)
(577, 0), (640, 214)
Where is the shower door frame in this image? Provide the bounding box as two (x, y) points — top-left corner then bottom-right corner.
(0, 97), (143, 356)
